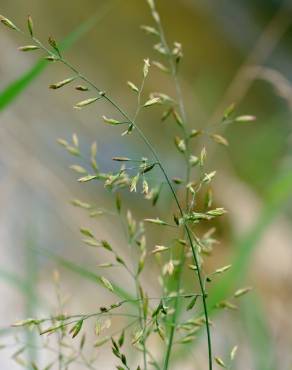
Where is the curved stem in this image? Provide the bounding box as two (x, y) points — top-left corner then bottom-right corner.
(20, 30), (212, 370)
(106, 82), (212, 370)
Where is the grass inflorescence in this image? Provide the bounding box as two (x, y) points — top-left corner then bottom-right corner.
(0, 1), (255, 369)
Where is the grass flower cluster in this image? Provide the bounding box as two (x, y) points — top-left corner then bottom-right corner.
(1, 1), (254, 369)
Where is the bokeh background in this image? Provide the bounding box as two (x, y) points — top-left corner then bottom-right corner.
(0, 0), (292, 369)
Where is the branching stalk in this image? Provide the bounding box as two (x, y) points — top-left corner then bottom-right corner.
(14, 17), (212, 370)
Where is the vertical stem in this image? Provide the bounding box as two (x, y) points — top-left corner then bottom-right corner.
(152, 5), (212, 369)
(135, 279), (148, 370)
(120, 206), (148, 370)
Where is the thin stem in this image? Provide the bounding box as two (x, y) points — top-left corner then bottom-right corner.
(122, 196), (148, 370)
(145, 349), (161, 370)
(35, 293), (202, 326)
(20, 28), (211, 370)
(135, 278), (148, 370)
(153, 15), (190, 370)
(151, 5), (212, 370)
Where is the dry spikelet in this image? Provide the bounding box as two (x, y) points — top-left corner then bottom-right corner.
(146, 0), (155, 10)
(49, 77), (76, 89)
(234, 286), (252, 298)
(0, 15), (17, 30)
(48, 36), (59, 53)
(200, 147), (207, 166)
(112, 157), (131, 162)
(175, 137), (186, 153)
(100, 277), (114, 292)
(18, 45), (39, 52)
(75, 85), (89, 91)
(140, 25), (159, 36)
(230, 345), (238, 360)
(78, 175), (98, 182)
(80, 227), (95, 238)
(214, 264), (232, 274)
(215, 356), (226, 368)
(144, 218), (166, 226)
(27, 15), (34, 36)
(223, 103), (235, 120)
(70, 164), (87, 174)
(210, 134), (229, 146)
(189, 155), (199, 167)
(144, 97), (161, 107)
(143, 58), (151, 78)
(74, 97), (99, 109)
(152, 61), (169, 73)
(235, 115), (256, 122)
(151, 245), (169, 254)
(102, 116), (123, 125)
(127, 81), (139, 93)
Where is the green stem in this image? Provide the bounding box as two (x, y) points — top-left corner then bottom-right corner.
(19, 29), (212, 370)
(152, 7), (212, 370)
(135, 278), (148, 370)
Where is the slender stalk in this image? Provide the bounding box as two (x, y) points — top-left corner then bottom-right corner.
(151, 5), (212, 369)
(18, 27), (212, 370)
(106, 67), (212, 370)
(125, 212), (148, 369)
(135, 278), (148, 370)
(152, 11), (190, 370)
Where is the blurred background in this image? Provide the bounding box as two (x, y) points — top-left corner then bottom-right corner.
(0, 0), (292, 369)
